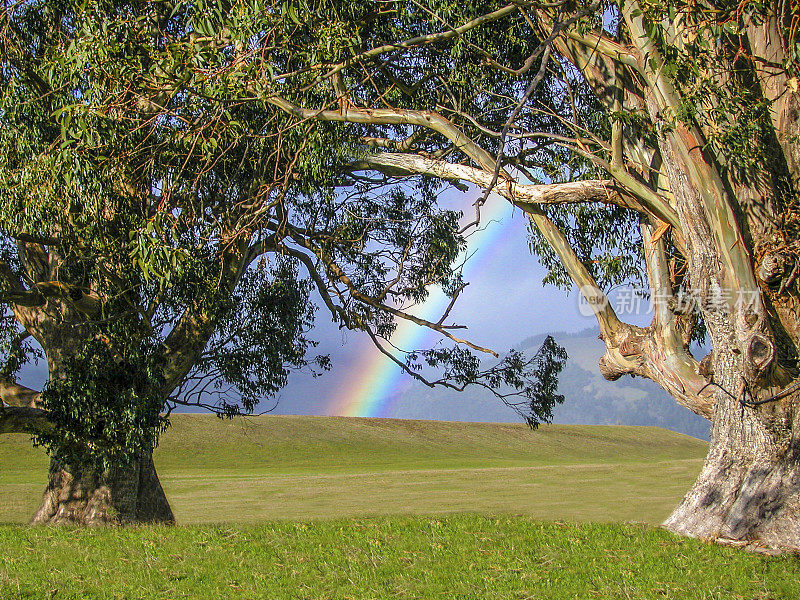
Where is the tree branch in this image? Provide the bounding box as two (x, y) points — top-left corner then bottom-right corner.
(282, 245), (348, 324)
(525, 205), (624, 339)
(266, 96), (497, 170)
(563, 29), (640, 71)
(0, 379), (40, 408)
(290, 3), (524, 86)
(285, 228), (498, 356)
(160, 241), (250, 395)
(2, 281), (102, 316)
(623, 2), (759, 300)
(351, 152), (649, 213)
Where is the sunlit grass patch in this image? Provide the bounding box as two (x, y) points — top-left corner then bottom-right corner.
(1, 516), (797, 599)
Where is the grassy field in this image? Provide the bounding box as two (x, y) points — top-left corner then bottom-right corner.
(2, 516), (799, 599)
(2, 417), (798, 599)
(0, 415), (709, 524)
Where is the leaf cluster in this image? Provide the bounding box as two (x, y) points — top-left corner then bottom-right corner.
(407, 335), (568, 428)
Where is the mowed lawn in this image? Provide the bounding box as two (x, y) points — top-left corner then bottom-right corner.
(0, 415), (708, 524)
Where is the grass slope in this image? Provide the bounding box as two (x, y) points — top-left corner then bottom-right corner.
(2, 516), (799, 599)
(1, 415), (707, 524)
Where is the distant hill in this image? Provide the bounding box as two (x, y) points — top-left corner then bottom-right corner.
(388, 328), (711, 440)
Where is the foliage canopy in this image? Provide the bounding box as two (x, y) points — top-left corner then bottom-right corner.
(0, 0), (568, 469)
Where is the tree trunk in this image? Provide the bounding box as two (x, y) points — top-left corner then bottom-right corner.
(31, 454), (174, 526)
(665, 442), (800, 550)
(663, 345), (800, 550)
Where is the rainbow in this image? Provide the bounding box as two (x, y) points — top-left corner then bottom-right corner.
(327, 193), (522, 417)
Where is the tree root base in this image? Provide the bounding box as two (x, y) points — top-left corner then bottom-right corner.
(32, 456), (174, 526)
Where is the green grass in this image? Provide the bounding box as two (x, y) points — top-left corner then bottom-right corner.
(2, 417), (795, 598)
(0, 415), (708, 524)
(1, 516), (798, 599)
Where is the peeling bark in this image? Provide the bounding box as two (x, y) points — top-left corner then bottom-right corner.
(596, 328), (714, 420)
(664, 348), (800, 549)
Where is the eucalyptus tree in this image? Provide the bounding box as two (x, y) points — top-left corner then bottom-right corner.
(249, 0), (800, 550)
(0, 1), (564, 525)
